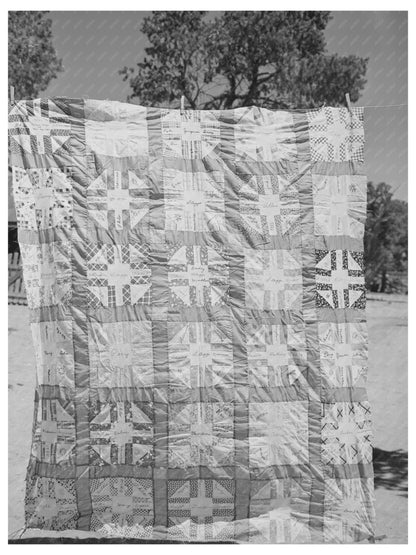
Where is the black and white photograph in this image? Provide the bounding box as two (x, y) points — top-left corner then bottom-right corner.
(7, 5), (410, 545)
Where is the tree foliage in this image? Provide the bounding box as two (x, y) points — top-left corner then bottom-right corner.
(8, 11), (63, 100)
(365, 183), (408, 293)
(121, 11), (368, 109)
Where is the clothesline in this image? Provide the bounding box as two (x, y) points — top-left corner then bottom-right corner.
(360, 104), (407, 108)
(285, 102), (407, 110)
(8, 92), (407, 111)
(175, 102), (408, 111)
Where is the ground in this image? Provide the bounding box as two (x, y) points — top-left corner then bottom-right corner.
(8, 295), (408, 542)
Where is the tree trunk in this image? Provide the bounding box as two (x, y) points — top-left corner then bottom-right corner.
(380, 269), (388, 293)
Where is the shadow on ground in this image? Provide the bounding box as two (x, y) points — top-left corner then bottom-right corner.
(373, 448), (408, 496)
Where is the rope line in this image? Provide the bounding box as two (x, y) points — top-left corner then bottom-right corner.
(361, 103), (407, 108)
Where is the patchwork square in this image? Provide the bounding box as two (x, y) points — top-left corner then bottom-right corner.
(85, 100), (148, 158)
(32, 399), (76, 464)
(90, 478), (153, 537)
(245, 249), (303, 310)
(168, 321), (233, 388)
(246, 322), (307, 387)
(9, 99), (72, 155)
(324, 478), (375, 543)
(167, 479), (235, 541)
(86, 243), (151, 308)
(90, 401), (153, 466)
(307, 107), (364, 162)
(163, 168), (226, 232)
(318, 322), (368, 387)
(168, 245), (229, 308)
(312, 174), (366, 238)
(168, 403), (234, 467)
(315, 249), (365, 309)
(249, 402), (309, 466)
(25, 478), (78, 531)
(237, 173), (300, 240)
(161, 110), (220, 159)
(31, 320), (75, 390)
(87, 169), (149, 231)
(249, 479), (311, 543)
(19, 242), (72, 309)
(12, 166), (73, 230)
(88, 320), (153, 388)
(234, 108), (297, 162)
(322, 402), (372, 465)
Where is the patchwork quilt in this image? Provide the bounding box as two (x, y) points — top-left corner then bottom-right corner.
(9, 98), (375, 543)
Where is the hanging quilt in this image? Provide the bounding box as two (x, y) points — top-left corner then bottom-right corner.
(9, 98), (375, 543)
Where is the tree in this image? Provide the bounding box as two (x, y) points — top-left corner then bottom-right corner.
(120, 11), (368, 109)
(8, 11), (63, 100)
(365, 182), (408, 293)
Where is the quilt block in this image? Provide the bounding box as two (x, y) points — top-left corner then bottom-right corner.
(9, 98), (374, 543)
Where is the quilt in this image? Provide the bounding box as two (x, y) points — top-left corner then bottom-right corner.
(9, 98), (375, 543)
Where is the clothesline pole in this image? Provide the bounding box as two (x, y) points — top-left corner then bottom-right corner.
(345, 93), (352, 113)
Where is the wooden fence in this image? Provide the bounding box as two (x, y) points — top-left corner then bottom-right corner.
(8, 221), (27, 305)
(8, 251), (27, 305)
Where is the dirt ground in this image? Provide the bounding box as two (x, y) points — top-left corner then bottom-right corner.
(8, 296), (408, 543)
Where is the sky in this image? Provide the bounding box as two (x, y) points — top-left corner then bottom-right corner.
(43, 11), (408, 200)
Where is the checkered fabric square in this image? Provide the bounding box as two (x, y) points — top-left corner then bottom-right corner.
(10, 99), (374, 543)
